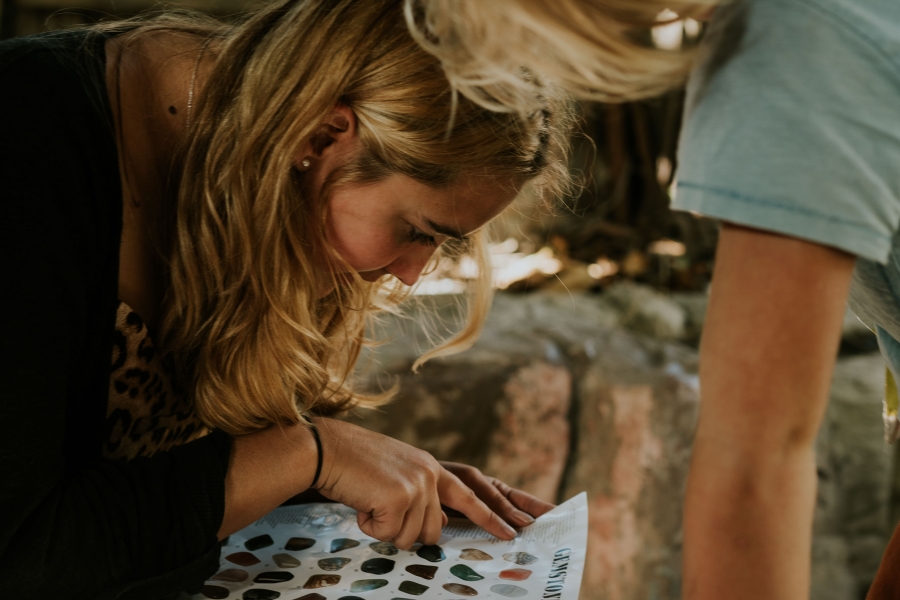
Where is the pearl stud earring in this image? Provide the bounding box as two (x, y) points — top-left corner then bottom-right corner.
(301, 159), (311, 168)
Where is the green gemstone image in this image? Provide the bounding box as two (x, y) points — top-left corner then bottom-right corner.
(349, 579), (389, 593)
(369, 541), (399, 556)
(318, 557), (351, 572)
(415, 544), (446, 563)
(272, 554), (301, 569)
(398, 581), (429, 596)
(450, 564), (484, 581)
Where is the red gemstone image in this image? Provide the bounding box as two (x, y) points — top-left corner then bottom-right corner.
(499, 568), (532, 581)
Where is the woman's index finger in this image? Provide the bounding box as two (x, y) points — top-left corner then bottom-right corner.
(437, 470), (516, 540)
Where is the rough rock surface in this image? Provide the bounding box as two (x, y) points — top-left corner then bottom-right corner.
(601, 282), (687, 341)
(559, 332), (698, 600)
(814, 353), (894, 600)
(347, 287), (893, 600)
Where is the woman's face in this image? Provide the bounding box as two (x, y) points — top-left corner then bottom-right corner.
(299, 105), (517, 289)
(325, 174), (516, 286)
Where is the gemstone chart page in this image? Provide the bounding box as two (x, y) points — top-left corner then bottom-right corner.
(192, 492), (587, 600)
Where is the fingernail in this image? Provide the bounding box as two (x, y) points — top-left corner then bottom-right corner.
(515, 511), (535, 526)
(503, 523), (517, 538)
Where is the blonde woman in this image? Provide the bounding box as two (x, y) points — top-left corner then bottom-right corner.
(409, 0), (900, 599)
(0, 0), (574, 597)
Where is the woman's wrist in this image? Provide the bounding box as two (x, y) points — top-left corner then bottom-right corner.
(303, 416), (324, 488)
(305, 417), (341, 492)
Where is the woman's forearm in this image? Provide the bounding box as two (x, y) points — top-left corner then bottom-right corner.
(682, 224), (856, 599)
(684, 431), (817, 599)
(219, 421), (319, 539)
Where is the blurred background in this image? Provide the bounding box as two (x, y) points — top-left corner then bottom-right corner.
(2, 3), (892, 599)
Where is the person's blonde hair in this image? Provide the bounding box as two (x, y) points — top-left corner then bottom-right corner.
(405, 0), (716, 112)
(100, 0), (573, 436)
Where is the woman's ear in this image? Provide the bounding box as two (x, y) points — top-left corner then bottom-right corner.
(295, 103), (358, 170)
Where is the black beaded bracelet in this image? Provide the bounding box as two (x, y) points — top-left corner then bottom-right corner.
(304, 417), (324, 489)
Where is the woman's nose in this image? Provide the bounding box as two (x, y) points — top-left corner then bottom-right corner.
(388, 245), (438, 286)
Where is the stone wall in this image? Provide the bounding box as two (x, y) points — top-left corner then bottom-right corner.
(347, 285), (895, 600)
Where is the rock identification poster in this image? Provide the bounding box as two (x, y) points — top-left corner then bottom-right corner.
(192, 492), (587, 600)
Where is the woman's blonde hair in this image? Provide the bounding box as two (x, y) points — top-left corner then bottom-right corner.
(406, 0), (716, 112)
(103, 0), (573, 436)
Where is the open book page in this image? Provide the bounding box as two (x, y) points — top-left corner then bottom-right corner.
(191, 492), (587, 600)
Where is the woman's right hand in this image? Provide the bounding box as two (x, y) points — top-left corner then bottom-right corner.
(312, 418), (518, 549)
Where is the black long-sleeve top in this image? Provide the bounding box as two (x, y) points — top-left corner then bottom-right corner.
(0, 29), (232, 599)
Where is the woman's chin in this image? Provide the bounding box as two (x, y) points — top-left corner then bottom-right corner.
(359, 269), (388, 283)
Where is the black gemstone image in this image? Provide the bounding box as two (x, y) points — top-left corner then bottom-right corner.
(338, 597), (365, 600)
(253, 571), (295, 584)
(361, 557), (395, 575)
(415, 545), (446, 563)
(296, 595), (326, 600)
(225, 552), (260, 567)
(331, 538), (361, 553)
(285, 537), (316, 552)
(406, 564), (437, 580)
(201, 586), (230, 599)
(242, 590), (281, 600)
(245, 534), (275, 551)
(398, 581), (429, 596)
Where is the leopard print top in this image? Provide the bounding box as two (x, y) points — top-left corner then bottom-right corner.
(104, 302), (210, 461)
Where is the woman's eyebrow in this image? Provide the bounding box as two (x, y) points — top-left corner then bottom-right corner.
(425, 219), (468, 240)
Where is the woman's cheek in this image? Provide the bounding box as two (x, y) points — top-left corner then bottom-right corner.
(344, 232), (403, 273)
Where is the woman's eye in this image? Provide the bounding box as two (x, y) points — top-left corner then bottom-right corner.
(408, 227), (438, 247)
